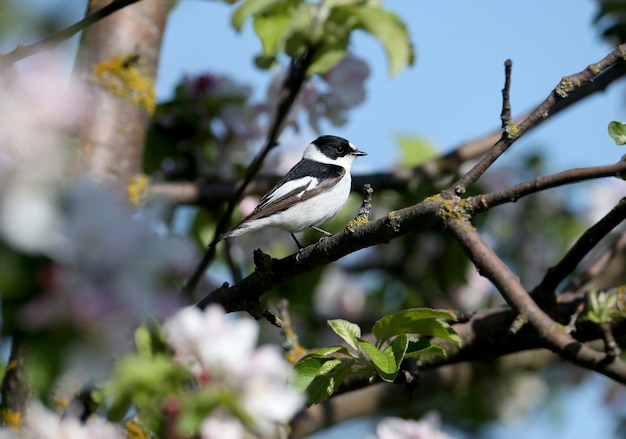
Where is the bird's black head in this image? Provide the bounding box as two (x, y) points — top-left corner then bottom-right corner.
(312, 135), (367, 160)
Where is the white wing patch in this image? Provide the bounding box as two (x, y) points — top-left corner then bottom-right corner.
(259, 176), (319, 208)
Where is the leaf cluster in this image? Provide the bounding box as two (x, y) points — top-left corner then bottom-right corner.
(232, 0), (414, 75)
(291, 308), (461, 405)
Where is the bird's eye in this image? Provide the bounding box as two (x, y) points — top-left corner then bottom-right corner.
(336, 144), (346, 154)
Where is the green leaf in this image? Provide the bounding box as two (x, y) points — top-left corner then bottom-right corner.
(309, 345), (351, 357)
(328, 319), (361, 350)
(291, 355), (328, 393)
(396, 134), (439, 167)
(344, 6), (414, 75)
(358, 339), (396, 381)
(372, 308), (458, 343)
(294, 356), (354, 405)
(231, 0), (284, 31)
(608, 121), (626, 145)
(389, 334), (409, 364)
(134, 325), (152, 357)
(404, 339), (447, 358)
(253, 14), (291, 57)
(307, 47), (347, 76)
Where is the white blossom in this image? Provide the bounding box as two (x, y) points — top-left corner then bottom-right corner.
(0, 402), (125, 439)
(163, 305), (306, 437)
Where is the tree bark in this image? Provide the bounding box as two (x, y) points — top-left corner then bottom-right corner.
(73, 0), (174, 193)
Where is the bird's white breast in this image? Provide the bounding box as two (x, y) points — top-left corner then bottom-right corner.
(261, 173), (352, 233)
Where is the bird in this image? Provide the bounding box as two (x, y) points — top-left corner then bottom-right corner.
(221, 135), (367, 249)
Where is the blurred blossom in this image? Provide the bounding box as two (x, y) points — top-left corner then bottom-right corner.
(0, 401), (125, 439)
(201, 414), (246, 439)
(376, 412), (453, 439)
(452, 265), (495, 311)
(0, 54), (81, 180)
(14, 182), (195, 350)
(266, 52), (369, 133)
(314, 266), (365, 319)
(322, 53), (370, 127)
(0, 55), (83, 253)
(584, 180), (626, 225)
(163, 305), (305, 437)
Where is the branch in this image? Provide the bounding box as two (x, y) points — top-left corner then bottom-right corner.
(534, 197), (626, 299)
(0, 0), (143, 71)
(445, 215), (626, 383)
(444, 44), (626, 197)
(500, 59), (513, 129)
(0, 338), (28, 417)
(290, 286), (626, 436)
(563, 233), (626, 292)
(149, 52), (626, 206)
(196, 200), (442, 311)
(467, 161), (626, 211)
(181, 50), (317, 298)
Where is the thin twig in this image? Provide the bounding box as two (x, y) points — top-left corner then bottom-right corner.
(182, 50), (317, 299)
(444, 43), (626, 197)
(564, 233), (626, 293)
(533, 197), (626, 302)
(0, 0), (143, 70)
(500, 59), (513, 129)
(468, 161), (626, 212)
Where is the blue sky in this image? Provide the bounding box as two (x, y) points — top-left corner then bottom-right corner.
(158, 1), (626, 176)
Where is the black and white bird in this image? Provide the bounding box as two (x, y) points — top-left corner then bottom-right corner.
(221, 135), (367, 248)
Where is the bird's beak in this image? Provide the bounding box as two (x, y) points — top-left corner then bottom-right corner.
(351, 149), (367, 156)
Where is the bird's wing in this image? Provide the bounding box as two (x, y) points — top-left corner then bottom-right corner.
(239, 160), (345, 223)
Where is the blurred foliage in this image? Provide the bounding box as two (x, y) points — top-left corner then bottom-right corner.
(232, 0), (414, 75)
(595, 0), (626, 43)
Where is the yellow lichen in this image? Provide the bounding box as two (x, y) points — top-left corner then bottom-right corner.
(128, 174), (150, 207)
(479, 195), (489, 209)
(125, 418), (150, 439)
(423, 194), (444, 203)
(439, 198), (469, 221)
(345, 216), (369, 232)
(2, 410), (22, 430)
(92, 54), (156, 115)
(5, 359), (16, 373)
(504, 122), (519, 139)
(555, 77), (574, 98)
(588, 63), (601, 75)
(54, 398), (69, 409)
(284, 345), (308, 364)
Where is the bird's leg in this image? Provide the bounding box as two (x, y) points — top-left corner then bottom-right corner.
(309, 225), (332, 236)
(290, 233), (305, 250)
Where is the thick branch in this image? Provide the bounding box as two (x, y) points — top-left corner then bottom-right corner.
(196, 200), (442, 310)
(445, 215), (626, 383)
